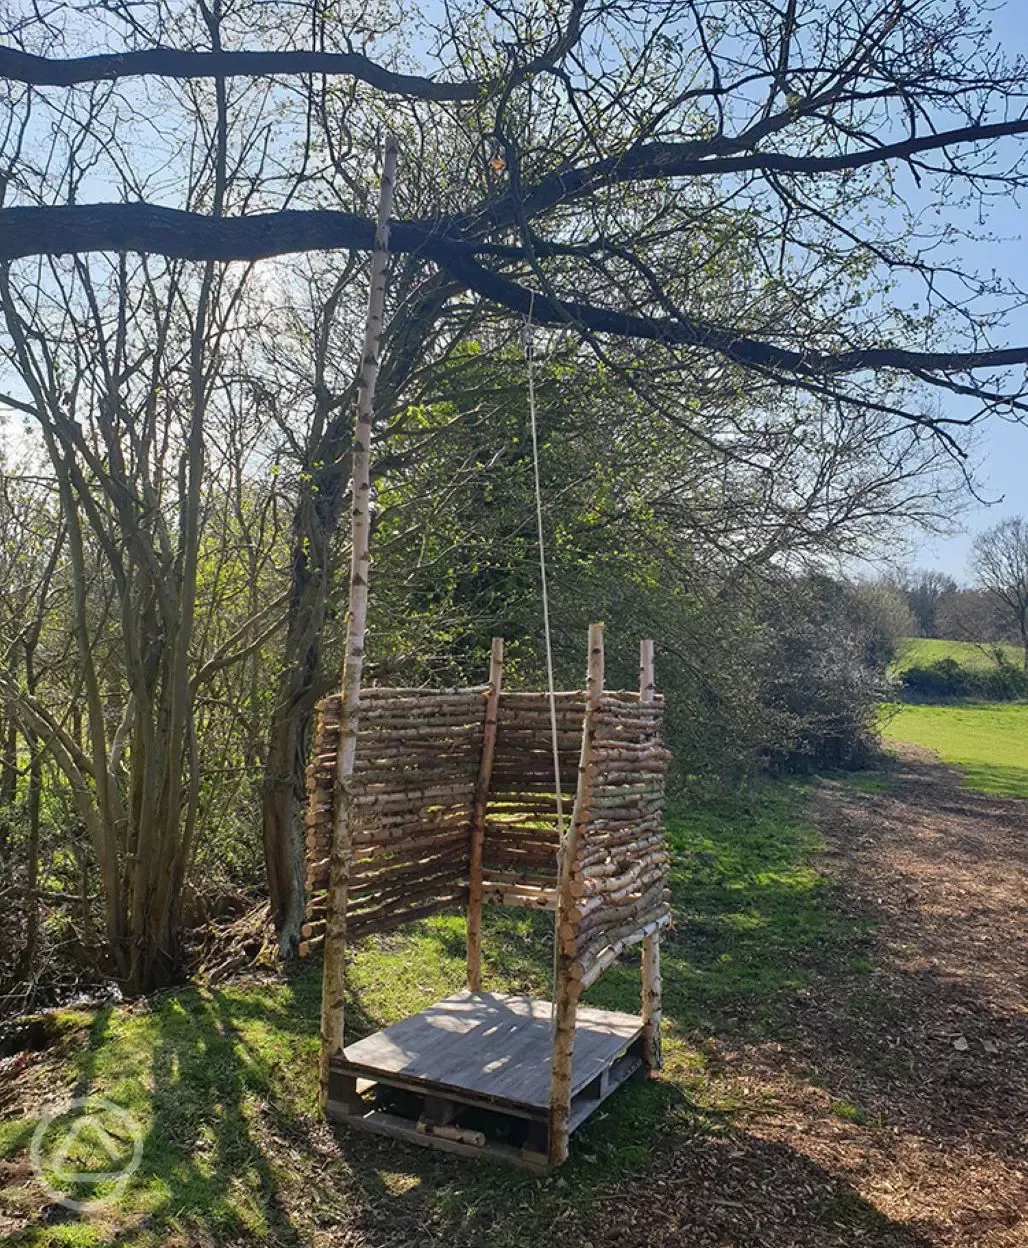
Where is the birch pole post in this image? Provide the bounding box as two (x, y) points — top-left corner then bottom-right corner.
(548, 621), (604, 1165)
(467, 636), (504, 990)
(319, 134), (399, 1109)
(639, 638), (663, 1072)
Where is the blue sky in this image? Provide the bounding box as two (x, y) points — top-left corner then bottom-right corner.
(908, 1), (1028, 581)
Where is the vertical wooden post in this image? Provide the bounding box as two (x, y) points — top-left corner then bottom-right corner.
(467, 636), (504, 990)
(639, 637), (655, 704)
(639, 638), (663, 1072)
(548, 621), (604, 1165)
(319, 134), (399, 1111)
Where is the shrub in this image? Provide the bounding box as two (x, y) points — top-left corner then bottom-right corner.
(979, 656), (1028, 701)
(901, 658), (970, 698)
(900, 656), (1027, 701)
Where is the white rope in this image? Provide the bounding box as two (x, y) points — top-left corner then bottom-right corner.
(524, 298), (565, 1022)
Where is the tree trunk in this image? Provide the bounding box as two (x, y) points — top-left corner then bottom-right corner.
(262, 692), (310, 953)
(259, 272), (459, 953)
(261, 436), (349, 952)
(1021, 611), (1028, 674)
(13, 727), (41, 982)
(0, 714), (16, 862)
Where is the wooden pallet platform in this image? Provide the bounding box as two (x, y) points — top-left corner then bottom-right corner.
(326, 990), (645, 1168)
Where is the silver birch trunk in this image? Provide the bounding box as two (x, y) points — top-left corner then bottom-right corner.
(548, 621), (604, 1164)
(319, 135), (399, 1107)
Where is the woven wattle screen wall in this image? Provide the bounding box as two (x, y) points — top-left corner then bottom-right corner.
(301, 683), (670, 978)
(304, 687), (485, 938)
(566, 692), (671, 981)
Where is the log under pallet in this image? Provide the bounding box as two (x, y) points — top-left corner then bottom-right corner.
(326, 990), (644, 1169)
(307, 626), (671, 1167)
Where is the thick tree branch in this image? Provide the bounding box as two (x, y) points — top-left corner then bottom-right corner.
(478, 117), (1028, 229)
(2, 201), (1027, 383)
(4, 113), (1025, 265)
(0, 45), (484, 97)
(0, 5), (584, 99)
(0, 202), (383, 262)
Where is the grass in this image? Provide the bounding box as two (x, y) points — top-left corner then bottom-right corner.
(830, 1100), (873, 1126)
(882, 701), (1028, 797)
(829, 770), (896, 795)
(0, 786), (874, 1247)
(890, 636), (1023, 674)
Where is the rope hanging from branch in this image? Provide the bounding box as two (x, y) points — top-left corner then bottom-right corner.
(524, 298), (566, 1018)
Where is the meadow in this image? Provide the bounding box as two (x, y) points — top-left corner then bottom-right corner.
(890, 636), (1024, 674)
(882, 701), (1028, 797)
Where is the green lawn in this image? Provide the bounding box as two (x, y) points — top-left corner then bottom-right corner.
(0, 787), (873, 1247)
(891, 636), (1023, 674)
(882, 701), (1028, 797)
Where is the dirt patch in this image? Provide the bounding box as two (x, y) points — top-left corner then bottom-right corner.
(575, 747), (1027, 1248)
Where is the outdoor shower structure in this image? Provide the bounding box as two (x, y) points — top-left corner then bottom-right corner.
(300, 625), (671, 1167)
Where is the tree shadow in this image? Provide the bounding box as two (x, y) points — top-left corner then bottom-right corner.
(573, 1118), (941, 1248)
(69, 1005), (113, 1101)
(100, 987), (305, 1244)
(315, 1081), (938, 1248)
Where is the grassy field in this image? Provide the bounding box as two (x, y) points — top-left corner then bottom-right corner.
(882, 701), (1028, 797)
(0, 787), (872, 1247)
(890, 636), (1023, 673)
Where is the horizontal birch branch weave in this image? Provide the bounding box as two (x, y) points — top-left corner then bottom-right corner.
(301, 682), (670, 980)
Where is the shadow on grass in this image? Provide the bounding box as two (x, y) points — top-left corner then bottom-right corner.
(953, 759), (1028, 797)
(7, 972), (335, 1244)
(114, 972), (404, 1244)
(131, 989), (302, 1244)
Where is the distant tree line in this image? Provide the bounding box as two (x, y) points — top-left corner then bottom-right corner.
(890, 517), (1028, 672)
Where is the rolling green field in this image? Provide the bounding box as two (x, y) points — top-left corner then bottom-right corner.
(882, 701), (1028, 797)
(891, 636), (1023, 673)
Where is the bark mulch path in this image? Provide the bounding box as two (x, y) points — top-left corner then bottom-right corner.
(574, 746), (1027, 1248)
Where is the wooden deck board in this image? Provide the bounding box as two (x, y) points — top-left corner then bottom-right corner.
(335, 990), (642, 1114)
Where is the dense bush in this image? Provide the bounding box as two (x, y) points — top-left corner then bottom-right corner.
(900, 657), (970, 698)
(900, 656), (1028, 701)
(980, 662), (1028, 700)
(749, 577), (891, 775)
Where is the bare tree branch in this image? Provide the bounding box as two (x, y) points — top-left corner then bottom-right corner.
(0, 1), (584, 99)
